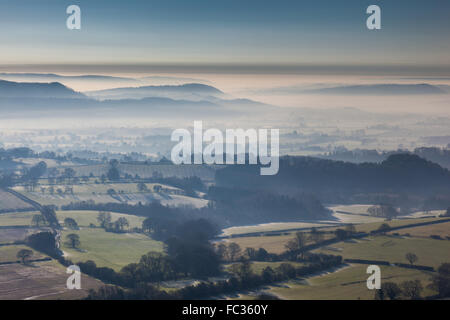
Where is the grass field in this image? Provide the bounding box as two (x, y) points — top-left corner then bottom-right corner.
(264, 265), (436, 300)
(0, 245), (45, 263)
(0, 189), (34, 212)
(14, 182), (181, 195)
(0, 210), (146, 229)
(224, 235), (293, 254)
(57, 210), (145, 229)
(221, 222), (335, 236)
(315, 235), (450, 269)
(0, 260), (103, 300)
(0, 227), (44, 244)
(224, 232), (334, 255)
(68, 163), (218, 182)
(12, 182), (207, 208)
(61, 228), (164, 271)
(0, 211), (38, 226)
(321, 216), (446, 234)
(388, 221), (450, 238)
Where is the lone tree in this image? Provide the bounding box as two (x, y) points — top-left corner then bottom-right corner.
(64, 217), (79, 230)
(17, 249), (33, 264)
(405, 252), (418, 265)
(137, 182), (148, 193)
(66, 233), (81, 249)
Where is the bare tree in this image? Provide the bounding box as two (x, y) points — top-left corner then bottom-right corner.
(17, 249), (33, 265)
(227, 242), (242, 262)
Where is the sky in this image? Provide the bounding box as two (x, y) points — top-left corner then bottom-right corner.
(0, 0), (449, 73)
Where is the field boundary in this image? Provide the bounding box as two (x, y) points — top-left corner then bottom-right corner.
(5, 188), (43, 211)
(0, 257), (52, 266)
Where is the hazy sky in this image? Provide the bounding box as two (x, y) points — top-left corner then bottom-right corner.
(0, 0), (449, 72)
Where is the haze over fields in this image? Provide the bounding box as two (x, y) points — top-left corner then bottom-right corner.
(0, 0), (449, 302)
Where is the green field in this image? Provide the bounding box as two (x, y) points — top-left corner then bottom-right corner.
(315, 235), (450, 269)
(0, 211), (38, 226)
(321, 216), (446, 234)
(0, 245), (45, 263)
(12, 181), (207, 208)
(0, 210), (146, 229)
(61, 228), (165, 271)
(0, 189), (34, 212)
(264, 265), (436, 300)
(224, 232), (335, 255)
(67, 163), (218, 182)
(388, 221), (450, 238)
(222, 222), (334, 236)
(57, 210), (145, 229)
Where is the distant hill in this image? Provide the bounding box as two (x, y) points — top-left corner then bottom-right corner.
(0, 80), (85, 99)
(306, 84), (446, 95)
(0, 73), (138, 83)
(85, 83), (225, 100)
(0, 80), (274, 118)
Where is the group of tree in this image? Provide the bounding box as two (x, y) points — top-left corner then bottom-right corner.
(30, 206), (60, 229)
(97, 212), (129, 233)
(40, 206), (60, 228)
(368, 204), (399, 219)
(21, 161), (47, 182)
(215, 154), (450, 208)
(375, 280), (423, 300)
(26, 231), (59, 258)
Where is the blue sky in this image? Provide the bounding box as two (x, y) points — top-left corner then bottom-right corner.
(0, 0), (448, 69)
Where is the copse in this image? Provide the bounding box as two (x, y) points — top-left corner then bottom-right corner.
(64, 217), (79, 230)
(40, 206), (60, 228)
(430, 263), (450, 298)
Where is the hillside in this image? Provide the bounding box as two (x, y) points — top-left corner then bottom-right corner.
(216, 154), (450, 198)
(85, 83), (225, 100)
(0, 80), (85, 98)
